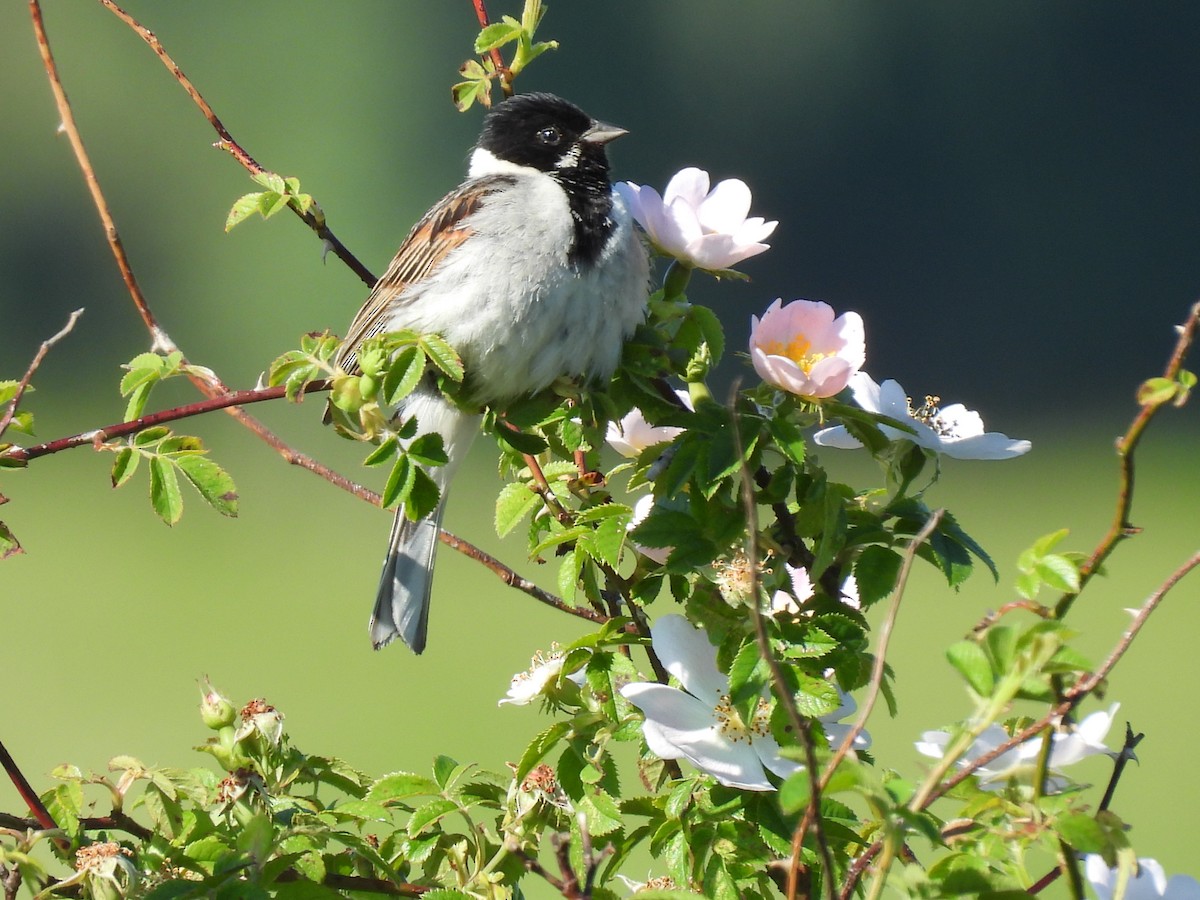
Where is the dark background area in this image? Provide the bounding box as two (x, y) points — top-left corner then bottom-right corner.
(2, 3), (1198, 892)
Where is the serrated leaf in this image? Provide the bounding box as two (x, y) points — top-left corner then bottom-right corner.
(382, 346), (425, 405)
(363, 436), (398, 467)
(515, 721), (572, 784)
(1035, 554), (1080, 593)
(577, 789), (623, 837)
(150, 456), (183, 525)
(946, 640), (993, 697)
(111, 447), (139, 488)
(474, 19), (523, 53)
(496, 426), (548, 455)
(408, 798), (459, 837)
(418, 335), (464, 381)
(226, 192), (265, 231)
(853, 545), (903, 607)
(408, 433), (448, 467)
(495, 481), (540, 537)
(367, 772), (440, 803)
(405, 466), (441, 521)
(382, 455), (415, 509)
(176, 454), (238, 517)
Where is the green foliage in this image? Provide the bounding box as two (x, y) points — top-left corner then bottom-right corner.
(453, 0), (558, 110)
(225, 172), (316, 232)
(106, 426), (238, 525)
(5, 3), (1194, 897)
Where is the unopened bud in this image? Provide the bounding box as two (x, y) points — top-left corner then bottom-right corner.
(199, 677), (237, 730)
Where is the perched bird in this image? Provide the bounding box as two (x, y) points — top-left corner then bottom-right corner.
(335, 92), (649, 653)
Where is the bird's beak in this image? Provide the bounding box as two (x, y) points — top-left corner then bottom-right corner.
(582, 120), (628, 145)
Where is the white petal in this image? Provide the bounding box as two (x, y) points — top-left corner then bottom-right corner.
(622, 684), (774, 789)
(811, 425), (864, 450)
(650, 615), (730, 705)
(662, 167), (710, 207)
(696, 179), (753, 233)
(751, 732), (805, 781)
(1084, 855), (1114, 900)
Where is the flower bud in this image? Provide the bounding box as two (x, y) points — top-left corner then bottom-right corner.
(198, 676), (237, 730)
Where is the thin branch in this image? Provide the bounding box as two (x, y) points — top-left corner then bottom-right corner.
(0, 740), (63, 849)
(1066, 548), (1200, 699)
(94, 0), (376, 287)
(841, 549), (1200, 899)
(0, 308), (84, 438)
(1056, 300), (1200, 619)
(29, 1), (174, 352)
(800, 512), (943, 899)
(5, 383), (317, 464)
(470, 0), (512, 96)
(726, 387), (832, 900)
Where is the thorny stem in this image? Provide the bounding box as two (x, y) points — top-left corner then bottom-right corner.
(470, 0), (512, 95)
(29, 2), (174, 352)
(841, 548), (1200, 899)
(792, 510), (943, 898)
(1055, 300), (1200, 620)
(23, 0), (601, 633)
(728, 386), (833, 900)
(94, 0), (376, 287)
(0, 740), (64, 850)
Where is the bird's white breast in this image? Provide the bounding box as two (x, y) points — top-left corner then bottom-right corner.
(379, 171), (649, 403)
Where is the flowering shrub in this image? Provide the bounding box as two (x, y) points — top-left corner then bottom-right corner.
(3, 2), (1199, 899)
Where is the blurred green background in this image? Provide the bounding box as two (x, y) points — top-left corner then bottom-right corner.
(2, 1), (1199, 892)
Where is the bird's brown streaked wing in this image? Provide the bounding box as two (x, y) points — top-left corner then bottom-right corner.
(335, 174), (516, 373)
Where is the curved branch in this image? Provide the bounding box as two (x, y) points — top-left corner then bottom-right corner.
(94, 0), (376, 287)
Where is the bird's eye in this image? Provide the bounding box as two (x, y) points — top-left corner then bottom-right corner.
(537, 126), (562, 146)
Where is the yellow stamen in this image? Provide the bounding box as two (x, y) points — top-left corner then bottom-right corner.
(761, 334), (830, 375)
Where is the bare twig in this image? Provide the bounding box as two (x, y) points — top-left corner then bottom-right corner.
(94, 0), (376, 287)
(726, 386), (833, 900)
(0, 739), (63, 850)
(841, 549), (1200, 899)
(0, 308), (84, 438)
(1056, 300), (1200, 619)
(799, 511), (943, 899)
(29, 1), (174, 351)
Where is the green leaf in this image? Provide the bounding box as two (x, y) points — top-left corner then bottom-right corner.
(175, 455), (238, 517)
(382, 455), (415, 509)
(382, 346), (425, 405)
(946, 640), (993, 697)
(367, 771), (440, 803)
(226, 192), (266, 231)
(405, 466), (441, 521)
(853, 545), (903, 608)
(1056, 812), (1108, 852)
(407, 433), (448, 467)
(363, 436), (398, 467)
(1137, 376), (1178, 407)
(495, 481), (540, 537)
(515, 721), (572, 784)
(418, 334), (464, 381)
(111, 447), (139, 488)
(408, 797), (458, 837)
(474, 19), (523, 53)
(495, 426), (548, 455)
(0, 521), (22, 559)
(150, 456), (184, 525)
(577, 788), (623, 837)
(1036, 554), (1080, 593)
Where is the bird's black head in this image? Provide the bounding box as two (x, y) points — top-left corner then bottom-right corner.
(476, 92), (625, 177)
(475, 93), (627, 269)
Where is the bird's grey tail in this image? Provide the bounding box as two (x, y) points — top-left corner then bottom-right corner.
(369, 501), (445, 653)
